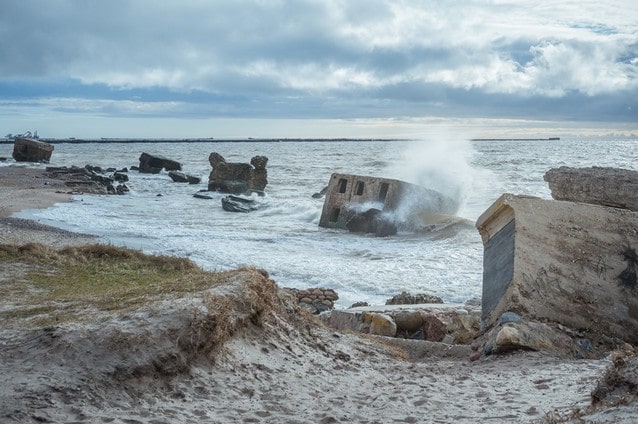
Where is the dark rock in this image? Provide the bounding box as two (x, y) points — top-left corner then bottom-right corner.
(386, 291), (444, 305)
(208, 152), (268, 194)
(350, 301), (369, 308)
(168, 170), (189, 183)
(193, 192), (214, 200)
(138, 152), (182, 174)
(169, 171), (201, 184)
(221, 195), (258, 213)
(113, 172), (129, 182)
(115, 184), (129, 195)
(12, 137), (54, 163)
(544, 166), (638, 211)
(312, 186), (329, 199)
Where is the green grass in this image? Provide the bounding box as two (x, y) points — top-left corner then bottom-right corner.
(0, 243), (229, 327)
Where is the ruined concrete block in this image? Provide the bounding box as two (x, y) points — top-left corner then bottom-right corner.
(12, 137), (54, 163)
(544, 166), (638, 211)
(318, 173), (457, 235)
(476, 194), (638, 344)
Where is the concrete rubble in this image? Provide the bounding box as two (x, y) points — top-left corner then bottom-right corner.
(318, 173), (458, 236)
(476, 167), (638, 349)
(12, 137), (54, 163)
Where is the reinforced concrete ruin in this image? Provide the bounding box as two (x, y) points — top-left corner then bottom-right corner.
(319, 173), (457, 236)
(476, 193), (638, 343)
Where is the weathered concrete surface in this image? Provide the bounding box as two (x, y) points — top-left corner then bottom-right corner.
(544, 166), (638, 211)
(318, 173), (458, 235)
(208, 153), (268, 195)
(476, 193), (638, 344)
(12, 137), (54, 163)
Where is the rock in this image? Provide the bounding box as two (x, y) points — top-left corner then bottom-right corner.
(365, 313), (397, 337)
(544, 166), (638, 211)
(312, 186), (329, 199)
(386, 291), (444, 305)
(168, 170), (201, 184)
(394, 311), (424, 334)
(476, 193), (638, 345)
(350, 301), (369, 308)
(208, 153), (268, 194)
(494, 322), (554, 353)
(138, 152), (182, 174)
(221, 195), (258, 213)
(12, 137), (54, 163)
(113, 172), (129, 182)
(193, 192), (214, 200)
(499, 311), (522, 324)
(422, 313), (446, 342)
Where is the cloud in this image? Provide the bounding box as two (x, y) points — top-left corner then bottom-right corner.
(0, 0), (636, 134)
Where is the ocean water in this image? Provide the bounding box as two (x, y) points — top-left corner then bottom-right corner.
(2, 137), (637, 307)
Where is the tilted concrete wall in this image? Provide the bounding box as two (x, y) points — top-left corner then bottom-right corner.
(318, 173), (457, 231)
(476, 193), (638, 343)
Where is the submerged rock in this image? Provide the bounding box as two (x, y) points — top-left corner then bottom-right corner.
(221, 195), (258, 213)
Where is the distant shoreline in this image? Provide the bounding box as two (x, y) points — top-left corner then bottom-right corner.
(0, 137), (408, 144)
(0, 136), (563, 144)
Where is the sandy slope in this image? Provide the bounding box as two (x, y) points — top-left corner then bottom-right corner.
(0, 268), (621, 424)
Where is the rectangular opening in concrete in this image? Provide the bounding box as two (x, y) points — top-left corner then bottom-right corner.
(355, 181), (365, 195)
(338, 178), (348, 194)
(330, 208), (340, 222)
(378, 182), (389, 202)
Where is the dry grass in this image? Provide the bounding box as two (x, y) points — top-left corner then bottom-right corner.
(0, 243), (233, 328)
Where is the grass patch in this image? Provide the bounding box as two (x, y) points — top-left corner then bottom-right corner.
(0, 243), (230, 327)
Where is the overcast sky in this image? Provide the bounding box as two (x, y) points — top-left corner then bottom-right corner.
(1, 0), (637, 139)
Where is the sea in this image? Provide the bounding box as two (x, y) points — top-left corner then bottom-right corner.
(2, 137), (637, 307)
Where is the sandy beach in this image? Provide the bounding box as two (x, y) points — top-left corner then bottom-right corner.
(1, 164), (636, 423)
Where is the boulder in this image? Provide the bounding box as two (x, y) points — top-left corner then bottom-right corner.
(208, 153), (268, 195)
(221, 195), (258, 213)
(544, 166), (638, 211)
(138, 153), (182, 174)
(364, 312), (397, 337)
(476, 193), (638, 344)
(12, 137), (54, 163)
(168, 170), (201, 184)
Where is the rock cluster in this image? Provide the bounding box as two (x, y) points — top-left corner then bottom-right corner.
(208, 153), (268, 195)
(286, 287), (339, 314)
(322, 302), (480, 344)
(385, 291), (444, 305)
(45, 165), (130, 195)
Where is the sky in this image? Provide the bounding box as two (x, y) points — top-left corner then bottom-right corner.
(0, 0), (637, 139)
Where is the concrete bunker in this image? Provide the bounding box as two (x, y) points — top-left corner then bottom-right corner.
(476, 193), (638, 344)
(319, 173), (458, 236)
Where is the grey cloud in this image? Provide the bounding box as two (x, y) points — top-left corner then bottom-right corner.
(0, 0), (636, 124)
